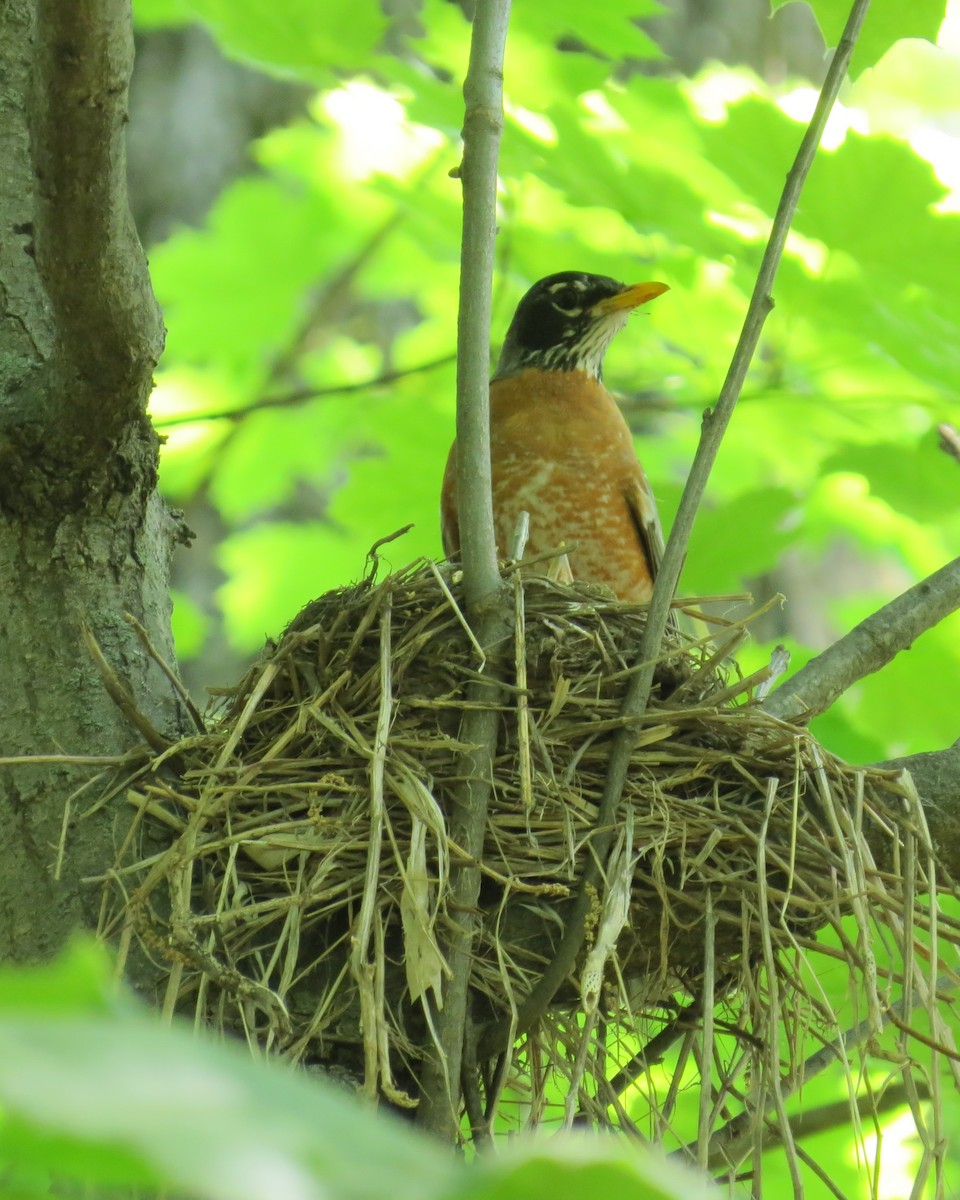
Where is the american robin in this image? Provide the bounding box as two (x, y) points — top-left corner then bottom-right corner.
(441, 271), (670, 602)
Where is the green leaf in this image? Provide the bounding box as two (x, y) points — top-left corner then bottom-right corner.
(0, 1119), (161, 1194)
(505, 79), (737, 259)
(514, 0), (665, 63)
(0, 968), (457, 1200)
(159, 0), (389, 77)
(217, 522), (330, 650)
(133, 0), (192, 27)
(470, 1141), (719, 1200)
(151, 168), (386, 388)
(206, 339), (380, 525)
(773, 235), (960, 400)
(694, 94), (800, 219)
(771, 0), (948, 76)
(680, 487), (802, 596)
(850, 35), (960, 124)
(0, 938), (118, 1017)
(215, 362), (454, 650)
(821, 435), (960, 522)
(795, 132), (959, 291)
(323, 397), (452, 554)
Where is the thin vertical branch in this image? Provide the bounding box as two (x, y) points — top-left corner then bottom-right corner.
(626, 0), (872, 724)
(417, 0), (513, 1141)
(479, 0), (872, 1061)
(455, 5), (510, 610)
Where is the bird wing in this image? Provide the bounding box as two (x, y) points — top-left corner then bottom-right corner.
(623, 468), (666, 581)
(439, 442), (460, 558)
(624, 468), (680, 631)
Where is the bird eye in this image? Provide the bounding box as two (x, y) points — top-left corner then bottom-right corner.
(550, 286), (581, 313)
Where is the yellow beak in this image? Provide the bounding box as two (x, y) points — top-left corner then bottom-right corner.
(592, 281), (670, 315)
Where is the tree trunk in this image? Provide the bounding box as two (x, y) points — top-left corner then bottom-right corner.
(0, 0), (185, 964)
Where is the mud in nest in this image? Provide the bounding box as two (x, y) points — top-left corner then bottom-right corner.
(106, 558), (955, 1158)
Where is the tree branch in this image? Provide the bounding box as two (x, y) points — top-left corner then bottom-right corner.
(879, 740), (960, 877)
(416, 0), (513, 1142)
(151, 356), (457, 429)
(32, 0), (163, 435)
(761, 556), (960, 724)
(453, 62), (507, 612)
(478, 0), (873, 1063)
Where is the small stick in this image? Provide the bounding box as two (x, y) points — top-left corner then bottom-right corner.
(0, 752), (145, 767)
(124, 612), (205, 733)
(708, 645), (791, 705)
(81, 620), (171, 754)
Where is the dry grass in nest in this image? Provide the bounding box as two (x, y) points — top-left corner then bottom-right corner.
(104, 557), (960, 1182)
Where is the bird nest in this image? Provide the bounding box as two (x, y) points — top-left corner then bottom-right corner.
(105, 557), (958, 1180)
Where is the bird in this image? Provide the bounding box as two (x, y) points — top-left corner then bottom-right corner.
(440, 270), (670, 602)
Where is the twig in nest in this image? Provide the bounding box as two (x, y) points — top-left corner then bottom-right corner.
(426, 561), (487, 667)
(707, 645), (790, 706)
(81, 620), (171, 754)
(695, 889), (718, 1170)
(0, 752), (147, 768)
(366, 524), (414, 572)
(351, 593), (394, 1100)
(604, 996), (704, 1099)
(698, 971), (960, 1173)
(124, 612), (205, 733)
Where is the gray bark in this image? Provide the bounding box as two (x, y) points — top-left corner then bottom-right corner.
(0, 0), (185, 963)
(879, 742), (960, 877)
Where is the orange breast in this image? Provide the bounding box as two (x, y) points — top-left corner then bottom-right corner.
(440, 369), (658, 602)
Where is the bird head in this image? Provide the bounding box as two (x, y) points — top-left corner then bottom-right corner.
(493, 271), (669, 382)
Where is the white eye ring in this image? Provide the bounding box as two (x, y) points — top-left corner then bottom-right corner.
(550, 289), (581, 313)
